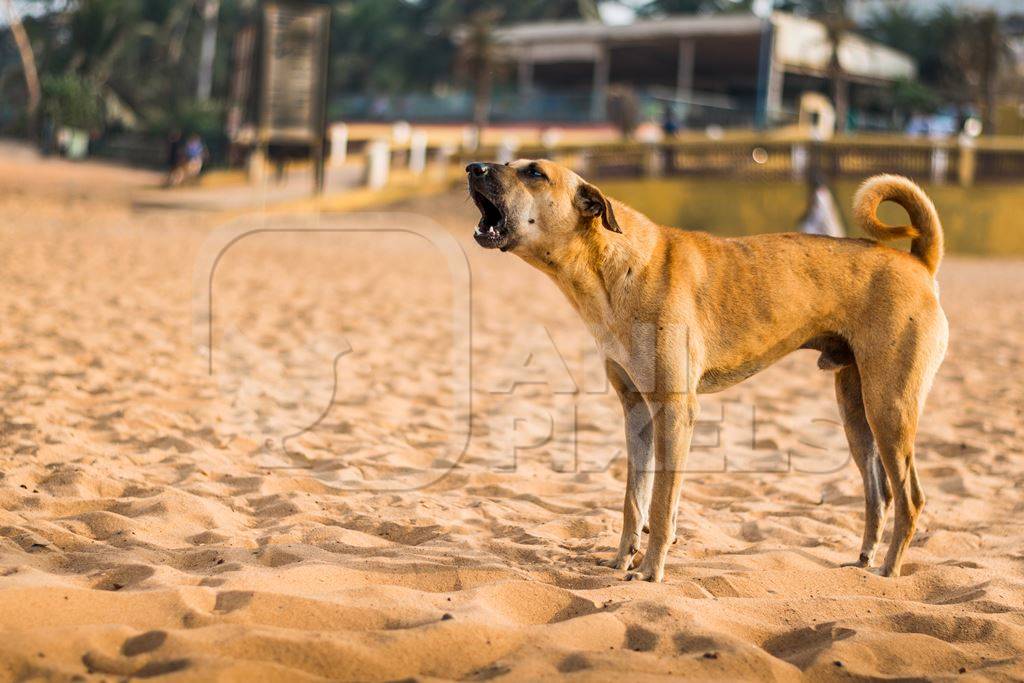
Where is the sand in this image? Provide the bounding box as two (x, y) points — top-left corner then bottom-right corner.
(1, 150), (1023, 681)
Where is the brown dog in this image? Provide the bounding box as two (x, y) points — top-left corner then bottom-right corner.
(466, 159), (947, 582)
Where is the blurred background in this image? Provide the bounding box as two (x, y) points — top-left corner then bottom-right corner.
(2, 0), (1024, 252)
(5, 5), (1024, 677)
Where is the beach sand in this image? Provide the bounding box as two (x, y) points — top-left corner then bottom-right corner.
(1, 153), (1023, 681)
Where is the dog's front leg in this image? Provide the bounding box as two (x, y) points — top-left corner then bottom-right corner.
(598, 360), (654, 571)
(625, 393), (698, 582)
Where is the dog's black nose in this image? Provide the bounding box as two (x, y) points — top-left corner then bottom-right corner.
(466, 162), (489, 177)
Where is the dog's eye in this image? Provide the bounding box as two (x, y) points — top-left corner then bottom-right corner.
(526, 167), (547, 180)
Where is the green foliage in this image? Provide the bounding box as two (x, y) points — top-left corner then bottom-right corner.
(328, 0), (597, 94)
(41, 74), (103, 130)
(148, 99), (223, 138)
(5, 0), (1012, 140)
(866, 6), (1009, 125)
(636, 0), (752, 16)
(889, 79), (940, 114)
(864, 5), (963, 90)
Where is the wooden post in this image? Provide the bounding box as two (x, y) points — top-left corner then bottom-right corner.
(675, 39), (695, 115)
(517, 58), (534, 100)
(590, 45), (610, 122)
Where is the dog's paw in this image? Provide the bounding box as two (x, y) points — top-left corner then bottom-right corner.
(840, 553), (873, 569)
(597, 551), (638, 571)
(622, 560), (663, 583)
(597, 556), (631, 571)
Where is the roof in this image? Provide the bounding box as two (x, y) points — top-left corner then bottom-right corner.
(491, 12), (916, 82)
(493, 14), (764, 44)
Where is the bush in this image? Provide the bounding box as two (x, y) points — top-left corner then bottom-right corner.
(890, 78), (941, 115)
(42, 74), (103, 130)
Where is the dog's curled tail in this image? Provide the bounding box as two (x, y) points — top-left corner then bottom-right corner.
(853, 174), (943, 275)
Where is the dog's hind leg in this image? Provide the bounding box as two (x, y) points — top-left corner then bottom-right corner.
(863, 403), (924, 578)
(598, 360), (654, 571)
(859, 314), (946, 577)
(835, 364), (891, 568)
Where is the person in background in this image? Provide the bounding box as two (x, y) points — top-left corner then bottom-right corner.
(661, 103), (679, 138)
(168, 133), (206, 187)
(164, 129), (183, 186)
(798, 171), (846, 238)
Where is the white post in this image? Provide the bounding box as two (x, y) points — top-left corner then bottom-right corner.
(792, 143), (808, 181)
(462, 126), (480, 152)
(329, 123), (348, 167)
(392, 121), (411, 146)
(409, 130), (428, 175)
(931, 146), (949, 185)
(496, 136), (519, 164)
(765, 64), (784, 125)
(365, 139), (390, 189)
(435, 143), (456, 182)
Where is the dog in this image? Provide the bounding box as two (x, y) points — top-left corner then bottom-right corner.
(466, 159), (948, 582)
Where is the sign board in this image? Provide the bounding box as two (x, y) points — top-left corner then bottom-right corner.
(259, 2), (330, 145)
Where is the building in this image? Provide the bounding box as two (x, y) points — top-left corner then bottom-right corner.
(848, 0), (1024, 20)
(491, 12), (915, 129)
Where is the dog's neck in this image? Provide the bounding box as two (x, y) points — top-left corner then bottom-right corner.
(522, 203), (659, 330)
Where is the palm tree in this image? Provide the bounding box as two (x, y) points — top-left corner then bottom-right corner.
(454, 9), (501, 136)
(449, 0), (601, 138)
(822, 5), (852, 134)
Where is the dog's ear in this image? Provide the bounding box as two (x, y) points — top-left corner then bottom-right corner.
(575, 181), (621, 233)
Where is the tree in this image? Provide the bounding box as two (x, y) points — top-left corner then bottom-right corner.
(2, 0), (41, 134)
(42, 73), (103, 130)
(773, 1), (854, 132)
(818, 1), (853, 134)
(196, 0), (220, 101)
(454, 9), (500, 134)
(867, 6), (1010, 134)
(949, 11), (1007, 134)
(636, 0), (752, 15)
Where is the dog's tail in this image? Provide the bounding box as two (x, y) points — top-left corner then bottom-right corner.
(853, 174), (943, 276)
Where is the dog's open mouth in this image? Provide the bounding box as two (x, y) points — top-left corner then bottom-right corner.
(471, 189), (510, 250)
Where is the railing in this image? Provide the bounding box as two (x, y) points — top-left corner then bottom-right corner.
(975, 147), (1024, 181)
(332, 91), (779, 129)
(460, 134), (1024, 185)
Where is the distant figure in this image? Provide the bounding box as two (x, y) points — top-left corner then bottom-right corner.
(661, 103), (679, 138)
(164, 130), (183, 185)
(168, 133), (206, 187)
(798, 173), (845, 238)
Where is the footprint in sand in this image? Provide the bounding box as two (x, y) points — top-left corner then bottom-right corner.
(121, 630), (167, 657)
(214, 590), (254, 613)
(90, 564), (155, 591)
